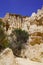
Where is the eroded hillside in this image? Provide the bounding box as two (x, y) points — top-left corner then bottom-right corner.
(0, 7), (43, 63)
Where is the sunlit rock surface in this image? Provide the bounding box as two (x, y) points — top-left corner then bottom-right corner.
(1, 7), (43, 63)
(16, 58), (43, 65)
(0, 48), (43, 65)
(0, 48), (17, 65)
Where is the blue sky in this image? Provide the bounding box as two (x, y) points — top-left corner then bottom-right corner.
(0, 0), (43, 17)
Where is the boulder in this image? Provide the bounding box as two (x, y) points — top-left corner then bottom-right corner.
(0, 48), (17, 65)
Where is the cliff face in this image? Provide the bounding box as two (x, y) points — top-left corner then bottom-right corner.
(2, 7), (43, 35)
(1, 7), (43, 62)
(2, 13), (29, 34)
(20, 7), (43, 62)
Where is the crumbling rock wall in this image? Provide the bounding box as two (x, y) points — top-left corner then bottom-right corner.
(1, 7), (43, 62)
(20, 7), (43, 62)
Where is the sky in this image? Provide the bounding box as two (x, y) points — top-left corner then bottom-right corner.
(0, 0), (43, 18)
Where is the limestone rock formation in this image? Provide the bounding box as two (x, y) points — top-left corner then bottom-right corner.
(1, 7), (43, 63)
(0, 48), (43, 65)
(0, 48), (17, 65)
(16, 58), (43, 65)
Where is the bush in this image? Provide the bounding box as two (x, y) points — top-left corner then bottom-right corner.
(10, 28), (29, 56)
(0, 20), (10, 51)
(0, 19), (5, 27)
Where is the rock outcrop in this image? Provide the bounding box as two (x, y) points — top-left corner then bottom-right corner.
(1, 7), (43, 62)
(0, 48), (17, 65)
(0, 48), (43, 65)
(21, 7), (43, 62)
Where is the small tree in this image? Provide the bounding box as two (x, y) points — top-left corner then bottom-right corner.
(0, 19), (10, 51)
(10, 28), (29, 56)
(0, 19), (5, 27)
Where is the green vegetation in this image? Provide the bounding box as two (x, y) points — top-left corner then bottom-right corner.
(0, 19), (29, 56)
(10, 28), (29, 56)
(13, 28), (29, 43)
(0, 19), (5, 27)
(0, 19), (10, 51)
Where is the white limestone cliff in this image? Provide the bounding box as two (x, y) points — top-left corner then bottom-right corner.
(1, 7), (43, 63)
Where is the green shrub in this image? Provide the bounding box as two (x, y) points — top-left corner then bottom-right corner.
(0, 20), (10, 51)
(0, 19), (5, 27)
(10, 28), (29, 56)
(14, 29), (29, 43)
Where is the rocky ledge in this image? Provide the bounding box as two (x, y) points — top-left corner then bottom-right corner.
(0, 48), (43, 65)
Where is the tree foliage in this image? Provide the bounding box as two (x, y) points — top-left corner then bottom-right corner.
(0, 19), (5, 27)
(0, 19), (10, 51)
(10, 28), (29, 56)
